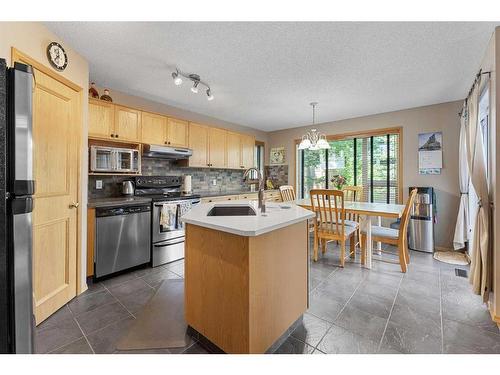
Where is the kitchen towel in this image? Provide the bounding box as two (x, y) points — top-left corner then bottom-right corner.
(160, 203), (177, 230)
(177, 201), (191, 229)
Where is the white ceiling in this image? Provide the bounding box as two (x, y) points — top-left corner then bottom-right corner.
(46, 22), (498, 132)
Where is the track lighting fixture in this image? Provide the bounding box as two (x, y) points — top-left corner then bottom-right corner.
(171, 68), (214, 101)
(191, 81), (199, 94)
(172, 70), (183, 86)
(206, 89), (214, 101)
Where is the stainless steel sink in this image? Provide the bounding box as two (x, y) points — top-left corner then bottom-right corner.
(207, 205), (257, 216)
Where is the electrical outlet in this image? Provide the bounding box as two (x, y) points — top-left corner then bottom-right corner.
(212, 179), (217, 186)
(96, 180), (103, 190)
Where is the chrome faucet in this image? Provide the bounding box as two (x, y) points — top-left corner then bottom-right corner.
(243, 167), (266, 213)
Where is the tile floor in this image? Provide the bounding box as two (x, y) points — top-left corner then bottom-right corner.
(35, 241), (500, 354)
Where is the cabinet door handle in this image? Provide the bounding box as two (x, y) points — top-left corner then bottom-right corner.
(116, 134), (119, 138)
(110, 134), (114, 138)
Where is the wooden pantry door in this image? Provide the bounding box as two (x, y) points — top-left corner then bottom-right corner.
(14, 49), (83, 324)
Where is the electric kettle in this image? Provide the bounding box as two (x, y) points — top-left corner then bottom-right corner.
(122, 181), (135, 196)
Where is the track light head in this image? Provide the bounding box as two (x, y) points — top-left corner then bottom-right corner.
(206, 89), (214, 101)
(172, 70), (183, 86)
(191, 81), (199, 94)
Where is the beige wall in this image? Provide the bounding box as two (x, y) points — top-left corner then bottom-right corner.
(94, 85), (269, 143)
(267, 101), (462, 249)
(0, 22), (90, 292)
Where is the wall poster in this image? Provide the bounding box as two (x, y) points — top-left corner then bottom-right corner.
(418, 132), (442, 175)
(270, 146), (286, 165)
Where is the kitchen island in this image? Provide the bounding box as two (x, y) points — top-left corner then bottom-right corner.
(181, 200), (314, 354)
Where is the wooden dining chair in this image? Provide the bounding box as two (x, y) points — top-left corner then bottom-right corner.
(342, 185), (364, 254)
(279, 185), (296, 202)
(360, 189), (418, 273)
(309, 189), (359, 266)
(342, 185), (364, 220)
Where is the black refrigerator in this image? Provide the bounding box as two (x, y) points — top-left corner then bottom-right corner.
(0, 58), (35, 353)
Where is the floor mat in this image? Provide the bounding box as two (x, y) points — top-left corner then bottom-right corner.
(433, 250), (469, 266)
(116, 278), (190, 350)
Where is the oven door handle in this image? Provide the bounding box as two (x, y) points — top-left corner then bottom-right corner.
(154, 202), (182, 207)
(154, 240), (184, 247)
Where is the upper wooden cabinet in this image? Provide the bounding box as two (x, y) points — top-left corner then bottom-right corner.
(225, 132), (255, 170)
(114, 105), (141, 142)
(88, 99), (114, 139)
(167, 118), (188, 147)
(241, 134), (255, 169)
(141, 112), (167, 145)
(226, 132), (242, 169)
(208, 127), (227, 168)
(189, 122), (209, 167)
(88, 100), (142, 143)
(88, 99), (258, 170)
(188, 123), (228, 168)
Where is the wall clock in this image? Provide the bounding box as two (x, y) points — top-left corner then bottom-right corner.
(46, 42), (68, 71)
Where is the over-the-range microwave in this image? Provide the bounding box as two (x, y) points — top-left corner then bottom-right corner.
(89, 145), (140, 173)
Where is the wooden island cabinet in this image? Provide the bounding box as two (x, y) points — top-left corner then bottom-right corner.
(182, 201), (314, 353)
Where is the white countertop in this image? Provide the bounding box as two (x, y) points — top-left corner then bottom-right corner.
(181, 200), (315, 236)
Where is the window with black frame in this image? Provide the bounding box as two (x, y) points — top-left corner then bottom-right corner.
(297, 131), (400, 203)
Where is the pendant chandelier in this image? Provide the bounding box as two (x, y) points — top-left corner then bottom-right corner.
(298, 102), (330, 150)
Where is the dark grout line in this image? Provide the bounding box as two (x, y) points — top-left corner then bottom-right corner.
(313, 272), (366, 351)
(73, 317), (96, 354)
(101, 283), (137, 319)
(376, 272), (403, 353)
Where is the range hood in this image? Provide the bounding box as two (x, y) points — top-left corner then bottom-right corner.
(142, 144), (193, 159)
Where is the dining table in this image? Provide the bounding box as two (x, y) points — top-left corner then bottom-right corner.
(295, 199), (406, 269)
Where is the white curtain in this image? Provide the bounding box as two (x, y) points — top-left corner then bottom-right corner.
(466, 78), (491, 302)
(453, 104), (470, 250)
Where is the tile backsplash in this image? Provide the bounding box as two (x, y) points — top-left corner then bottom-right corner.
(265, 165), (289, 188)
(88, 157), (250, 199)
(88, 158), (290, 199)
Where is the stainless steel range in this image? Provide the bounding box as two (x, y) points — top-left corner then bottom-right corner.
(134, 176), (200, 267)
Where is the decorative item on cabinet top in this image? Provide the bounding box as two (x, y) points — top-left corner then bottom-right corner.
(100, 88), (113, 102)
(89, 82), (99, 99)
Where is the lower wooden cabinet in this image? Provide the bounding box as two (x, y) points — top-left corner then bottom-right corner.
(264, 190), (282, 202)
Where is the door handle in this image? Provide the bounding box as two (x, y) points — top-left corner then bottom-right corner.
(69, 202), (80, 209)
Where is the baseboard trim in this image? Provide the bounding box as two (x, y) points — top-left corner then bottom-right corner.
(487, 301), (500, 325)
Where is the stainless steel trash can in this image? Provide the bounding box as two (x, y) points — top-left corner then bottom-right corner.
(408, 187), (434, 253)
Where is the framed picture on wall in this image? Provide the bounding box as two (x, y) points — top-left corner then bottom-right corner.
(418, 131), (442, 174)
(270, 147), (286, 165)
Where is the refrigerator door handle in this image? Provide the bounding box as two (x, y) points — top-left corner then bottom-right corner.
(11, 196), (33, 215)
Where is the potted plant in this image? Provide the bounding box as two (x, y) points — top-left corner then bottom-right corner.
(330, 174), (346, 190)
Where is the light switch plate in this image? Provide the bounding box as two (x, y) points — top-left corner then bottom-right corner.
(96, 180), (103, 189)
(212, 179), (217, 186)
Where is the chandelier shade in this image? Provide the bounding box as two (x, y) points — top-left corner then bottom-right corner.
(298, 103), (330, 150)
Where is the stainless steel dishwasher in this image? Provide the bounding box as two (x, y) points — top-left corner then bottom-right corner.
(95, 204), (151, 278)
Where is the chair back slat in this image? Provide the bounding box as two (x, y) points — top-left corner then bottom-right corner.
(310, 189), (345, 236)
(279, 185), (296, 202)
(399, 189), (418, 241)
(342, 185), (363, 221)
